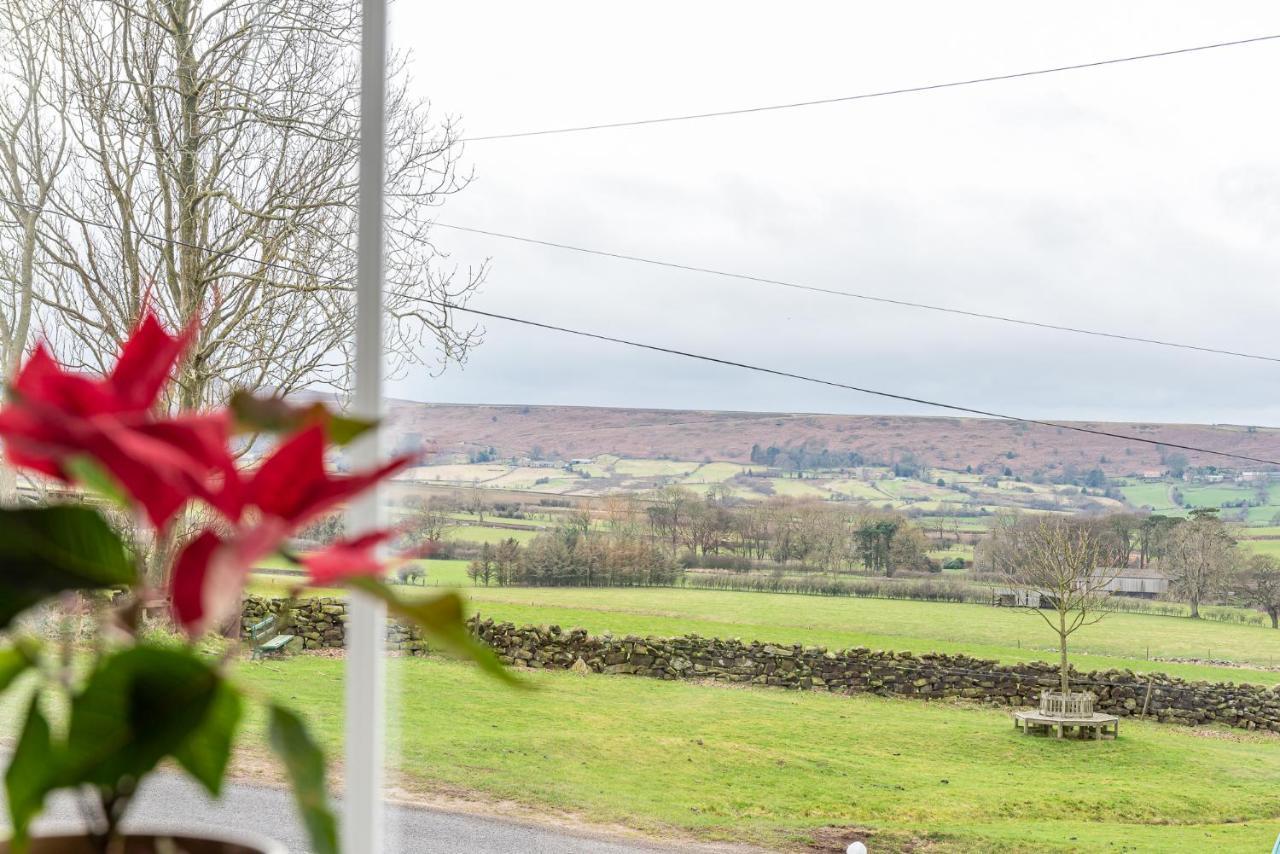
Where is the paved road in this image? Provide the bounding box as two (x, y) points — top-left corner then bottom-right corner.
(12, 772), (696, 853)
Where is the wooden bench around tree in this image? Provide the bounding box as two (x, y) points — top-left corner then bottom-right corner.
(1012, 690), (1119, 740)
(248, 613), (298, 660)
(1013, 709), (1119, 740)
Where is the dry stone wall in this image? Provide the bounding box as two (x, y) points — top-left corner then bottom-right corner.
(241, 595), (426, 654)
(242, 596), (1280, 732)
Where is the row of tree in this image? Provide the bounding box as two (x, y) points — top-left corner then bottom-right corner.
(466, 529), (680, 588)
(604, 488), (934, 574)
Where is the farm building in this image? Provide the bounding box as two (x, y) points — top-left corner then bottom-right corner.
(992, 567), (1168, 608)
(1096, 566), (1168, 599)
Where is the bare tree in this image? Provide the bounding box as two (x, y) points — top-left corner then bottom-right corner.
(0, 0), (73, 500)
(26, 0), (482, 409)
(987, 515), (1121, 695)
(0, 0), (69, 379)
(406, 497), (454, 546)
(1239, 553), (1280, 629)
(1163, 509), (1235, 619)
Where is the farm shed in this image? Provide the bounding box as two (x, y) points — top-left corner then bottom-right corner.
(1094, 566), (1168, 599)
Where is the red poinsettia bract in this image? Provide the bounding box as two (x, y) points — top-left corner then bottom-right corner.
(0, 313), (412, 635)
(0, 316), (239, 527)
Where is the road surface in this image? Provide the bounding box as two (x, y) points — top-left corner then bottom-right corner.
(7, 772), (706, 853)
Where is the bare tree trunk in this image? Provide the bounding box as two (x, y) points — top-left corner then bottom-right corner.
(1058, 612), (1070, 696)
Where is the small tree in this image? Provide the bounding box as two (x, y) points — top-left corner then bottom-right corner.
(493, 537), (520, 586)
(467, 543), (495, 586)
(987, 516), (1122, 695)
(1240, 553), (1280, 629)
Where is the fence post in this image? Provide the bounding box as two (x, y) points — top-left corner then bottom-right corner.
(1140, 676), (1154, 720)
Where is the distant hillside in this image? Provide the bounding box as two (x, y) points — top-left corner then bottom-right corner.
(384, 402), (1280, 478)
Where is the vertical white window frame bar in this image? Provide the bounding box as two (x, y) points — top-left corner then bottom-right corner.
(345, 0), (387, 851)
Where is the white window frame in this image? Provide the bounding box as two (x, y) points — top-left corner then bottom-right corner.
(345, 0), (388, 851)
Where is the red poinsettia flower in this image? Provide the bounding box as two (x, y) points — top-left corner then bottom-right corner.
(300, 530), (393, 586)
(0, 314), (238, 528)
(247, 425), (411, 529)
(169, 426), (412, 630)
(9, 314), (194, 419)
(171, 518), (291, 633)
(108, 312), (196, 412)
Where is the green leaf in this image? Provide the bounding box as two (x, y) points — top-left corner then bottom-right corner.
(268, 704), (337, 854)
(65, 455), (130, 509)
(0, 640), (38, 694)
(0, 505), (135, 629)
(6, 696), (53, 853)
(174, 678), (243, 797)
(230, 390), (377, 446)
(60, 647), (220, 790)
(352, 580), (523, 687)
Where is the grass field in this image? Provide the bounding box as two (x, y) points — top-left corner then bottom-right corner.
(238, 566), (1280, 851)
(1119, 483), (1175, 510)
(827, 479), (890, 500)
(767, 478), (842, 499)
(227, 656), (1280, 852)
(245, 576), (1280, 684)
(1240, 539), (1280, 559)
(442, 525), (541, 545)
(613, 459), (701, 477)
(444, 586), (1280, 683)
(680, 462), (749, 484)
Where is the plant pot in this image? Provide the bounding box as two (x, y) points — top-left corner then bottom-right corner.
(0, 829), (287, 854)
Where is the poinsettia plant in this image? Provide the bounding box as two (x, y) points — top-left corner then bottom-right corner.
(0, 314), (509, 853)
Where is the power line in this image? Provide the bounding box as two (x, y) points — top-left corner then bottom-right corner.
(12, 198), (1280, 365)
(459, 33), (1280, 142)
(417, 299), (1280, 467)
(14, 197), (1272, 363)
(434, 221), (1280, 364)
(6, 195), (1280, 466)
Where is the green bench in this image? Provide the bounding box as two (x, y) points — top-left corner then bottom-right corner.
(248, 613), (297, 660)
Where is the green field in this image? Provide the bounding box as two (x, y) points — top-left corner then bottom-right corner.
(234, 573), (1280, 850)
(680, 462), (749, 484)
(1179, 484), (1259, 507)
(444, 512), (547, 529)
(443, 525), (541, 545)
(1240, 539), (1280, 559)
(613, 459), (701, 477)
(248, 576), (1280, 684)
(227, 656), (1280, 852)
(1119, 483), (1175, 510)
(828, 479), (891, 500)
(451, 586), (1280, 683)
(765, 478), (834, 499)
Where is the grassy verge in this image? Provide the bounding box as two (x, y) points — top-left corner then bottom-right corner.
(232, 655), (1280, 852)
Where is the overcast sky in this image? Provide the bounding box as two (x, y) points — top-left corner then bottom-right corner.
(386, 1), (1280, 426)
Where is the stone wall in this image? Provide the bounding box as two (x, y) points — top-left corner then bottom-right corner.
(241, 595), (426, 654)
(242, 596), (1280, 731)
